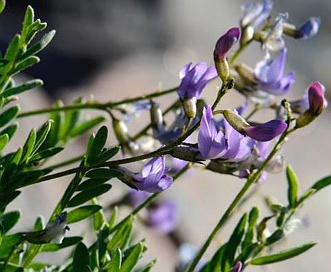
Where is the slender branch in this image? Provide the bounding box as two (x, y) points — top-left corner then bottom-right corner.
(18, 87), (178, 118)
(187, 128), (291, 272)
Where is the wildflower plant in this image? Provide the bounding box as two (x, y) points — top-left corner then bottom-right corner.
(0, 0), (329, 271)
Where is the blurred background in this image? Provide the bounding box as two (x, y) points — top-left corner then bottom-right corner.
(1, 0), (331, 271)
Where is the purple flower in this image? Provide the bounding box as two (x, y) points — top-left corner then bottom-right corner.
(296, 17), (321, 39)
(118, 156), (173, 193)
(241, 0), (273, 28)
(198, 106), (227, 159)
(255, 48), (295, 96)
(263, 13), (288, 53)
(177, 62), (217, 101)
(198, 106), (255, 161)
(146, 201), (178, 233)
(214, 27), (241, 60)
(243, 120), (287, 141)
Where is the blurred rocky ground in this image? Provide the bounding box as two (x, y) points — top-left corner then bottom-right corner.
(1, 0), (331, 271)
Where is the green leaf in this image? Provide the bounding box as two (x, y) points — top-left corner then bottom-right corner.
(0, 123), (18, 140)
(108, 206), (119, 229)
(67, 205), (102, 224)
(21, 128), (36, 162)
(0, 211), (20, 234)
(98, 223), (110, 265)
(0, 105), (20, 128)
(12, 56), (39, 74)
(22, 6), (34, 32)
(59, 99), (82, 142)
(4, 35), (20, 61)
(87, 126), (108, 162)
(206, 243), (227, 272)
(20, 30), (56, 59)
(2, 79), (43, 98)
(0, 262), (23, 272)
(73, 242), (91, 272)
(107, 216), (133, 252)
(241, 207), (259, 259)
(0, 233), (23, 258)
(266, 229), (285, 245)
(25, 20), (47, 44)
(0, 134), (9, 152)
(286, 166), (299, 208)
(34, 120), (52, 152)
(93, 146), (120, 164)
(222, 213), (248, 271)
(106, 248), (122, 271)
(77, 178), (109, 191)
(0, 0), (6, 14)
(92, 198), (106, 231)
(41, 236), (83, 252)
(311, 175), (331, 192)
(137, 260), (156, 272)
(70, 117), (105, 138)
(33, 216), (45, 231)
(29, 147), (64, 163)
(68, 184), (112, 207)
(297, 189), (316, 206)
(120, 242), (144, 272)
(85, 168), (122, 179)
(0, 191), (20, 210)
(250, 242), (316, 265)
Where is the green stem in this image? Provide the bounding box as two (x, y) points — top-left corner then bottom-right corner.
(187, 129), (291, 272)
(17, 87), (178, 118)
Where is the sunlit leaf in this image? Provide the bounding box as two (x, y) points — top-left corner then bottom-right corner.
(67, 205), (102, 224)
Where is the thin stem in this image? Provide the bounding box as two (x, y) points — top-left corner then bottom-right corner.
(187, 129), (291, 272)
(18, 87), (178, 118)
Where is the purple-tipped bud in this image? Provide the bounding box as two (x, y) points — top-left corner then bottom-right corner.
(214, 27), (241, 60)
(232, 261), (243, 272)
(297, 17), (321, 39)
(296, 81), (326, 128)
(243, 120), (287, 141)
(308, 81), (325, 116)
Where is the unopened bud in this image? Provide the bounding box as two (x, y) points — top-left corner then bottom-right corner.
(150, 101), (163, 131)
(182, 98), (197, 119)
(214, 56), (230, 82)
(112, 118), (130, 145)
(222, 109), (250, 135)
(240, 25), (254, 46)
(235, 64), (257, 86)
(295, 81), (325, 129)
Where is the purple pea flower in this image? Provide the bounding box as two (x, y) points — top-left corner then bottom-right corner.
(214, 27), (241, 60)
(146, 201), (178, 234)
(255, 48), (295, 96)
(222, 109), (287, 142)
(198, 106), (227, 159)
(118, 156), (173, 193)
(177, 62), (217, 101)
(198, 106), (255, 161)
(296, 17), (321, 39)
(241, 0), (273, 28)
(243, 120), (287, 141)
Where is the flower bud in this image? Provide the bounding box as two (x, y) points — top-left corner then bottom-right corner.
(150, 101), (163, 131)
(295, 81), (326, 128)
(182, 98), (197, 119)
(214, 27), (240, 81)
(112, 117), (130, 144)
(283, 17), (321, 40)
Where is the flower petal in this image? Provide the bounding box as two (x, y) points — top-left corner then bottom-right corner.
(243, 120), (287, 141)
